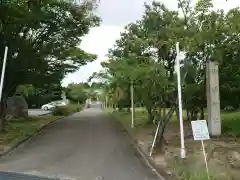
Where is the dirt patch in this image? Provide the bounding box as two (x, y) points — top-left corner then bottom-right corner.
(135, 121), (240, 180)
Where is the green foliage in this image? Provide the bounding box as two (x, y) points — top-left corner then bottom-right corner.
(98, 0), (240, 179)
(110, 108), (150, 136)
(65, 83), (88, 104)
(0, 0), (100, 98)
(15, 84), (35, 97)
(96, 0), (240, 151)
(52, 104), (81, 116)
(25, 84), (63, 108)
(92, 2), (182, 121)
(174, 165), (217, 180)
(1, 0), (100, 131)
(174, 0), (240, 115)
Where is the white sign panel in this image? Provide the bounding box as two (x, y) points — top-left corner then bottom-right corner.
(191, 120), (210, 141)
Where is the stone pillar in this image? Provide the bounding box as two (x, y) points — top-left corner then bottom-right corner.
(61, 91), (67, 104)
(206, 61), (221, 136)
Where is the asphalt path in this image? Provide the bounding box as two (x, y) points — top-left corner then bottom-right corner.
(0, 105), (162, 180)
(28, 109), (51, 116)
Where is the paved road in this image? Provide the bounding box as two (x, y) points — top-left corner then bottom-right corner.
(28, 109), (51, 116)
(0, 106), (161, 180)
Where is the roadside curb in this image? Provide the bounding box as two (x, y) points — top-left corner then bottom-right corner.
(0, 116), (66, 158)
(108, 113), (172, 180)
(37, 112), (52, 116)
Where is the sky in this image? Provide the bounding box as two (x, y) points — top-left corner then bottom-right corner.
(62, 0), (240, 86)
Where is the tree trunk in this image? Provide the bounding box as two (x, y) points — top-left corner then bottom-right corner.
(118, 103), (123, 111)
(0, 99), (7, 133)
(186, 109), (190, 121)
(158, 107), (162, 124)
(191, 110), (198, 120)
(163, 105), (166, 119)
(147, 107), (154, 124)
(155, 106), (176, 152)
(200, 107), (204, 119)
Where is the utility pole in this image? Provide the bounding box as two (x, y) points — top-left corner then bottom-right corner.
(176, 42), (186, 159)
(0, 47), (8, 132)
(0, 47), (8, 102)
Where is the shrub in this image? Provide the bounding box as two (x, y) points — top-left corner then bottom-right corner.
(52, 104), (81, 116)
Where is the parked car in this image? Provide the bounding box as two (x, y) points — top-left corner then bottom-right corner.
(41, 101), (66, 110)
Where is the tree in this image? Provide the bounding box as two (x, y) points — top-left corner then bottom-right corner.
(15, 84), (35, 97)
(178, 0), (240, 114)
(0, 0), (99, 98)
(93, 0), (240, 149)
(66, 83), (88, 104)
(0, 0), (100, 131)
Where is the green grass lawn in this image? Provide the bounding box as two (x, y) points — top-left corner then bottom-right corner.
(221, 111), (240, 136)
(107, 108), (149, 136)
(0, 115), (61, 148)
(108, 108), (240, 137)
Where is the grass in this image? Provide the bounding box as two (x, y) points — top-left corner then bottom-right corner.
(221, 111), (240, 137)
(0, 104), (84, 153)
(171, 157), (219, 180)
(174, 168), (216, 180)
(108, 108), (240, 180)
(108, 109), (149, 136)
(109, 107), (240, 137)
(0, 115), (61, 148)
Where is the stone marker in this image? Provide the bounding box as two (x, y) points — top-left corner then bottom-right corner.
(206, 61), (221, 136)
(7, 96), (28, 119)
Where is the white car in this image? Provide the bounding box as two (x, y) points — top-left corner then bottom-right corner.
(41, 101), (66, 110)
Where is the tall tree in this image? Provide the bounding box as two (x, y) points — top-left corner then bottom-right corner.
(66, 83), (88, 104)
(0, 0), (100, 131)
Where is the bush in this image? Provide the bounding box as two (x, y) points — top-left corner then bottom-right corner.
(52, 104), (81, 116)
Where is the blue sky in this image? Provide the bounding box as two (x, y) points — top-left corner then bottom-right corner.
(62, 0), (240, 86)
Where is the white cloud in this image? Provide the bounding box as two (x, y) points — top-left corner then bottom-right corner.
(62, 25), (123, 86)
(62, 0), (240, 86)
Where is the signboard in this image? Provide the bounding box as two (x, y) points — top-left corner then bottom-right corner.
(191, 120), (210, 141)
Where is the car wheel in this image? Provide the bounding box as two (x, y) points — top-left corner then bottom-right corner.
(43, 107), (48, 110)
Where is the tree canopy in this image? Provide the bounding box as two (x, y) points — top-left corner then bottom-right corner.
(65, 83), (88, 104)
(90, 0), (240, 143)
(0, 0), (100, 99)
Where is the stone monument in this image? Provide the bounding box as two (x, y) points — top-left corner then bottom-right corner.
(6, 96), (28, 119)
(206, 61), (221, 136)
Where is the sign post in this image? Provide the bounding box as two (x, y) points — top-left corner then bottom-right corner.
(191, 120), (210, 180)
(149, 120), (161, 156)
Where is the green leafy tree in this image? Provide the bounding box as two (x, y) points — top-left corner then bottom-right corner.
(66, 83), (88, 104)
(92, 0), (240, 148)
(0, 0), (100, 131)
